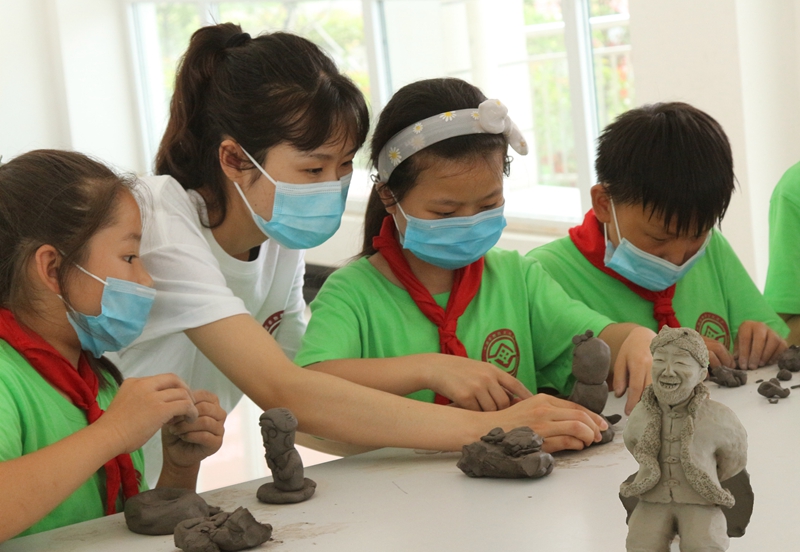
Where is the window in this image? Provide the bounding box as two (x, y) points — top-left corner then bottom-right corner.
(127, 0), (633, 229)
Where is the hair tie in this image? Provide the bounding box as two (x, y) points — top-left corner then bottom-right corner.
(376, 99), (528, 182)
(225, 32), (251, 49)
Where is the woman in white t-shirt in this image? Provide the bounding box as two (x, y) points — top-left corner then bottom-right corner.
(115, 23), (621, 482)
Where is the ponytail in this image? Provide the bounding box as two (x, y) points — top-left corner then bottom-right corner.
(156, 24), (369, 228)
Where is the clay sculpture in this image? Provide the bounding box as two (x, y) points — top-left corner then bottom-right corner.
(776, 368), (793, 381)
(757, 378), (790, 399)
(567, 330), (616, 443)
(777, 344), (800, 372)
(174, 507), (272, 552)
(457, 426), (554, 479)
(709, 365), (747, 388)
(124, 488), (221, 535)
(620, 327), (749, 551)
(256, 408), (316, 504)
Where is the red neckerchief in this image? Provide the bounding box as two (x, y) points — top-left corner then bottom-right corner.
(372, 215), (484, 405)
(0, 309), (140, 514)
(569, 210), (680, 330)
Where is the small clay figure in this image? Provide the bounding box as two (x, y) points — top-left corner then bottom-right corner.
(709, 365), (747, 388)
(777, 344), (800, 372)
(776, 368), (792, 381)
(567, 330), (616, 443)
(174, 507), (272, 552)
(256, 408), (316, 504)
(457, 426), (554, 479)
(620, 327), (749, 551)
(757, 378), (790, 399)
(124, 488), (220, 535)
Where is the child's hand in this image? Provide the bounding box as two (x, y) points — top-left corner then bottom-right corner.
(101, 374), (199, 455)
(611, 326), (655, 415)
(501, 395), (609, 453)
(703, 336), (735, 369)
(428, 358), (533, 411)
(161, 390), (226, 469)
(734, 321), (788, 369)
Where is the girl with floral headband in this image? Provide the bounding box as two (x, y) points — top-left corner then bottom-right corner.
(295, 78), (656, 451)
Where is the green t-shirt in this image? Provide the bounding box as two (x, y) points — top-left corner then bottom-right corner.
(0, 340), (147, 538)
(295, 248), (614, 399)
(765, 160), (800, 314)
(527, 230), (788, 352)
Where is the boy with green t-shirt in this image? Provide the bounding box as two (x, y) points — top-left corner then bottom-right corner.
(528, 102), (788, 370)
(764, 160), (800, 345)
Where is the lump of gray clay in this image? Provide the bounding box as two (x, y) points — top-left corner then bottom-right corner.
(776, 368), (792, 381)
(758, 378), (790, 399)
(174, 507), (272, 552)
(124, 488), (220, 536)
(778, 345), (800, 372)
(256, 408), (316, 504)
(567, 330), (616, 444)
(457, 427), (554, 479)
(709, 365), (747, 388)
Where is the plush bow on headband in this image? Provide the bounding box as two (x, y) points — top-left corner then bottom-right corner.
(376, 99), (529, 182)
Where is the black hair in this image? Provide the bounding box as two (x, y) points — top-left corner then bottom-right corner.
(0, 150), (136, 386)
(596, 102), (735, 236)
(156, 23), (369, 227)
(362, 78), (509, 256)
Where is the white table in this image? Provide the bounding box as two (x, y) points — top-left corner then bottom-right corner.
(3, 365), (798, 551)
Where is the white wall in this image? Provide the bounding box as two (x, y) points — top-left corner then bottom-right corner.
(629, 0), (800, 288)
(0, 0), (145, 173)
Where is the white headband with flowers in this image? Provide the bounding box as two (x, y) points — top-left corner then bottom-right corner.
(376, 99), (529, 182)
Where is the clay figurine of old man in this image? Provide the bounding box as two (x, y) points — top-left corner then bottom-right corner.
(620, 327), (747, 552)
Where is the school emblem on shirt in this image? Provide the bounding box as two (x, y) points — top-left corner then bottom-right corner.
(482, 329), (520, 377)
(263, 311), (284, 335)
(695, 312), (731, 349)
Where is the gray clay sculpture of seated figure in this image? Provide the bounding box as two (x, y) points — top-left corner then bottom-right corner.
(256, 407), (316, 504)
(620, 327), (750, 552)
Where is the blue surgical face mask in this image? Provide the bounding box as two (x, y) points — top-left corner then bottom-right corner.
(603, 200), (711, 291)
(393, 199), (507, 270)
(234, 147), (351, 250)
(64, 265), (156, 358)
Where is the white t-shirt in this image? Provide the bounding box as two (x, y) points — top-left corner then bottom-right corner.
(111, 175), (306, 483)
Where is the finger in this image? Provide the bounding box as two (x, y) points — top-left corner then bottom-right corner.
(168, 415), (224, 438)
(708, 341), (734, 368)
(541, 420), (597, 447)
(759, 332), (782, 366)
(496, 372), (533, 399)
(541, 435), (586, 453)
(191, 389), (221, 406)
(545, 397), (609, 430)
(453, 394), (482, 412)
(157, 388), (200, 423)
(747, 325), (767, 369)
(766, 337), (788, 365)
(487, 384), (511, 411)
(192, 400), (228, 422)
(612, 355), (628, 398)
(172, 430), (223, 450)
(736, 324), (753, 370)
(624, 370), (648, 416)
(475, 389), (501, 412)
